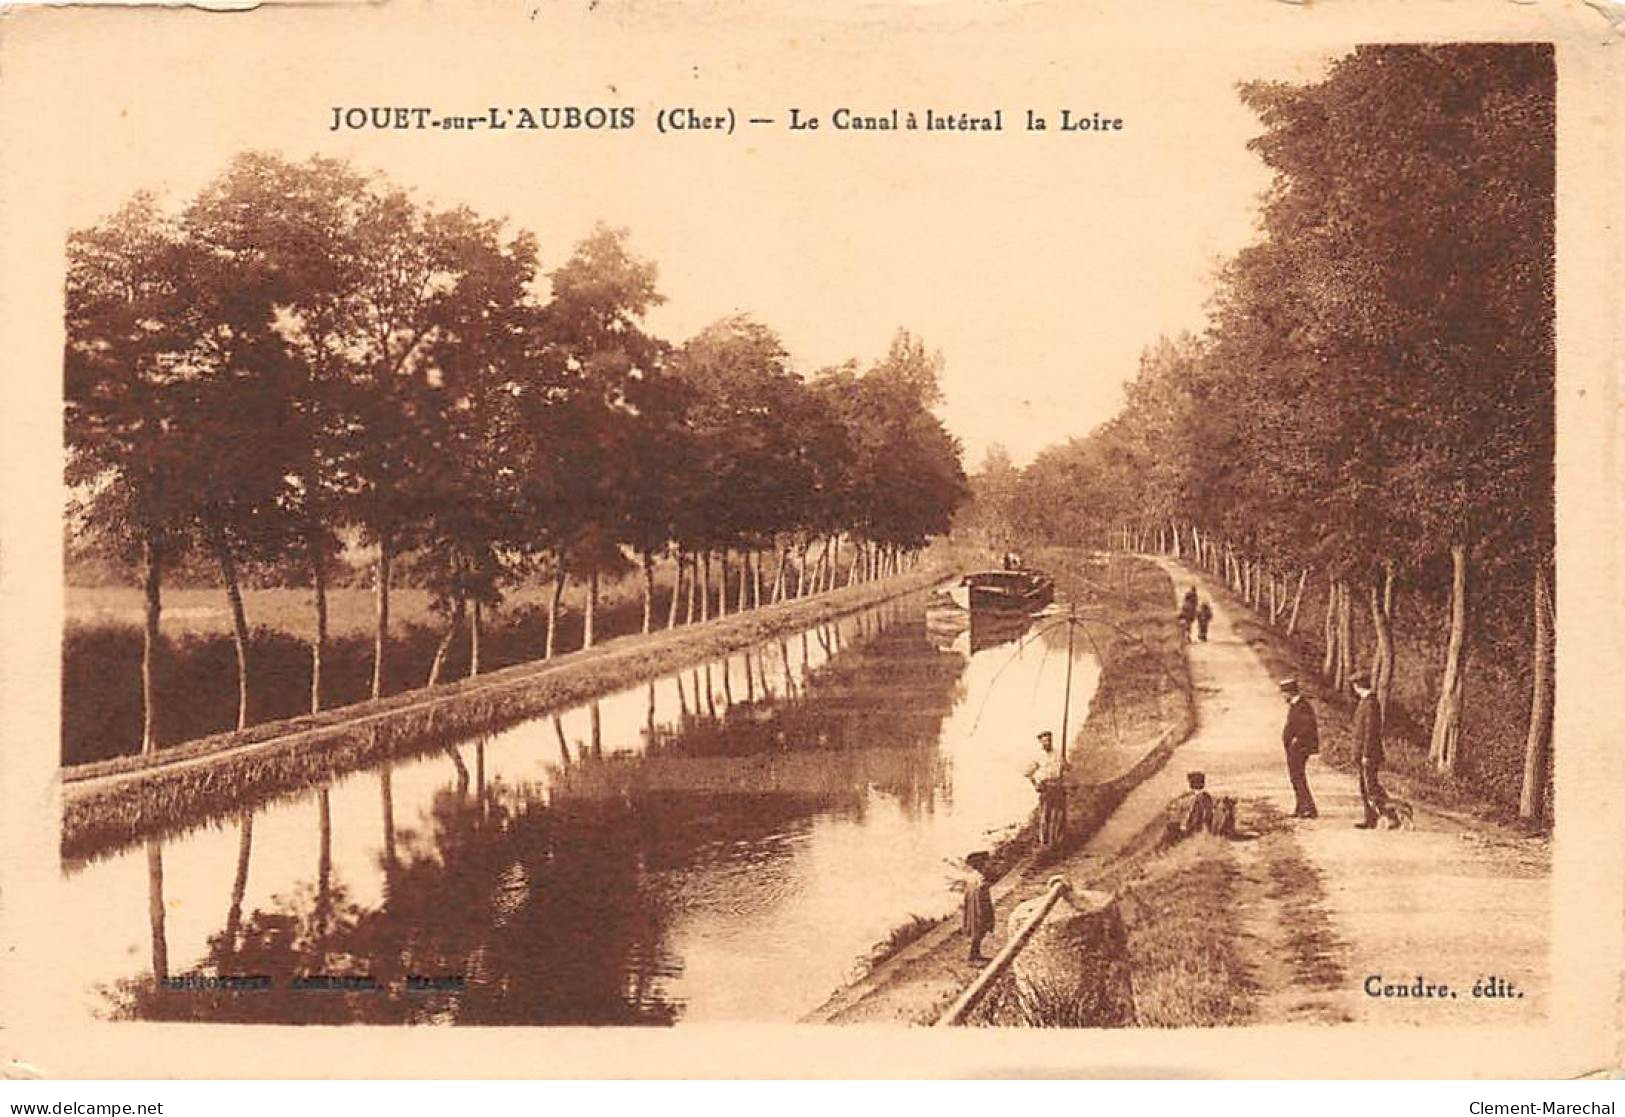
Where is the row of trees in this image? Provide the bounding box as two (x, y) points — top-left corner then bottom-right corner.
(67, 152), (967, 756)
(964, 45), (1555, 820)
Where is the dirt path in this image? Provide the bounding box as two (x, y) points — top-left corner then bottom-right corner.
(813, 557), (1549, 1026)
(1155, 559), (1549, 1025)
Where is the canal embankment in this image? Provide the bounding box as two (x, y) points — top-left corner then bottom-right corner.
(806, 551), (1195, 1024)
(63, 564), (952, 861)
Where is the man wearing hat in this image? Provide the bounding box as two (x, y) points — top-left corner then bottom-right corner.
(1279, 678), (1319, 818)
(1351, 673), (1398, 829)
(1025, 730), (1068, 845)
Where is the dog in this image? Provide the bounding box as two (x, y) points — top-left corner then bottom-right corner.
(1382, 798), (1416, 830)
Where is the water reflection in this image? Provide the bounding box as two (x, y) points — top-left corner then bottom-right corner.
(75, 596), (1097, 1025)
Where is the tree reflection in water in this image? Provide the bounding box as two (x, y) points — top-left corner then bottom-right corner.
(105, 606), (970, 1026)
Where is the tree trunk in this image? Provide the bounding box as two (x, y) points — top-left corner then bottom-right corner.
(1429, 542), (1469, 775)
(371, 531), (392, 700)
(668, 549), (684, 630)
(738, 550), (750, 612)
(444, 742), (469, 793)
(584, 568), (599, 648)
(770, 547), (787, 604)
(426, 588), (465, 688)
(379, 764), (397, 887)
(1286, 569), (1307, 636)
(140, 535), (162, 755)
(146, 838), (168, 981)
(1520, 561), (1555, 822)
(224, 814), (253, 955)
(554, 714), (571, 765)
(1336, 581), (1354, 690)
(700, 552), (712, 622)
(469, 599), (481, 677)
(212, 530), (252, 732)
(316, 788), (332, 934)
(1368, 575), (1395, 723)
(718, 551), (731, 617)
(685, 553), (697, 623)
(753, 548), (763, 607)
(641, 550), (656, 634)
(1322, 576), (1338, 679)
(309, 532), (328, 714)
(545, 562), (566, 659)
(1375, 562), (1396, 717)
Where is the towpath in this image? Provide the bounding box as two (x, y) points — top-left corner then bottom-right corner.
(1143, 557), (1548, 1025)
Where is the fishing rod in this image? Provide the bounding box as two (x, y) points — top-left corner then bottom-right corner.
(964, 590), (1191, 754)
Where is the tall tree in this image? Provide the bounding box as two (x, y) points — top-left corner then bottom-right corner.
(65, 196), (200, 753)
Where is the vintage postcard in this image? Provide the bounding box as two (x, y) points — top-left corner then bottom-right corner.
(0, 0), (1621, 1080)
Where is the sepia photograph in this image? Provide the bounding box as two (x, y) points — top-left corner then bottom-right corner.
(0, 0), (1620, 1082)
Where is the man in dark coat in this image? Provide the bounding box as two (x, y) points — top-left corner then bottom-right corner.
(1351, 674), (1398, 829)
(1279, 678), (1319, 818)
(1196, 600), (1213, 642)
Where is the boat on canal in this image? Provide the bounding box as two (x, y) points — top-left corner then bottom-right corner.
(926, 569), (1055, 622)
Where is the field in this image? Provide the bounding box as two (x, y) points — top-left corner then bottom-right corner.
(67, 582), (628, 640)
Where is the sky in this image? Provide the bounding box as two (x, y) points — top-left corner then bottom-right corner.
(14, 3), (1358, 468)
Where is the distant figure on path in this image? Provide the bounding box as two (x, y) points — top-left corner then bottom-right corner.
(1025, 730), (1068, 845)
(962, 850), (996, 963)
(1350, 673), (1399, 829)
(1196, 600), (1213, 641)
(1177, 587), (1198, 642)
(1279, 678), (1319, 819)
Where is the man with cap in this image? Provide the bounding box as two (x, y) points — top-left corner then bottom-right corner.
(1025, 730), (1068, 845)
(1279, 678), (1319, 818)
(1350, 673), (1399, 829)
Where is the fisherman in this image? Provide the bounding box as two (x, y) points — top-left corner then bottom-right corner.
(1196, 600), (1213, 642)
(1025, 730), (1068, 845)
(961, 850), (996, 963)
(1279, 678), (1319, 819)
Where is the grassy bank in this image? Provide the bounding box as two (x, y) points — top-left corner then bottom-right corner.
(974, 797), (1345, 1028)
(63, 566), (947, 863)
(1035, 549), (1195, 863)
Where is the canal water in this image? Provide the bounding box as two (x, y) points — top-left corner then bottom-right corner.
(59, 592), (1098, 1025)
